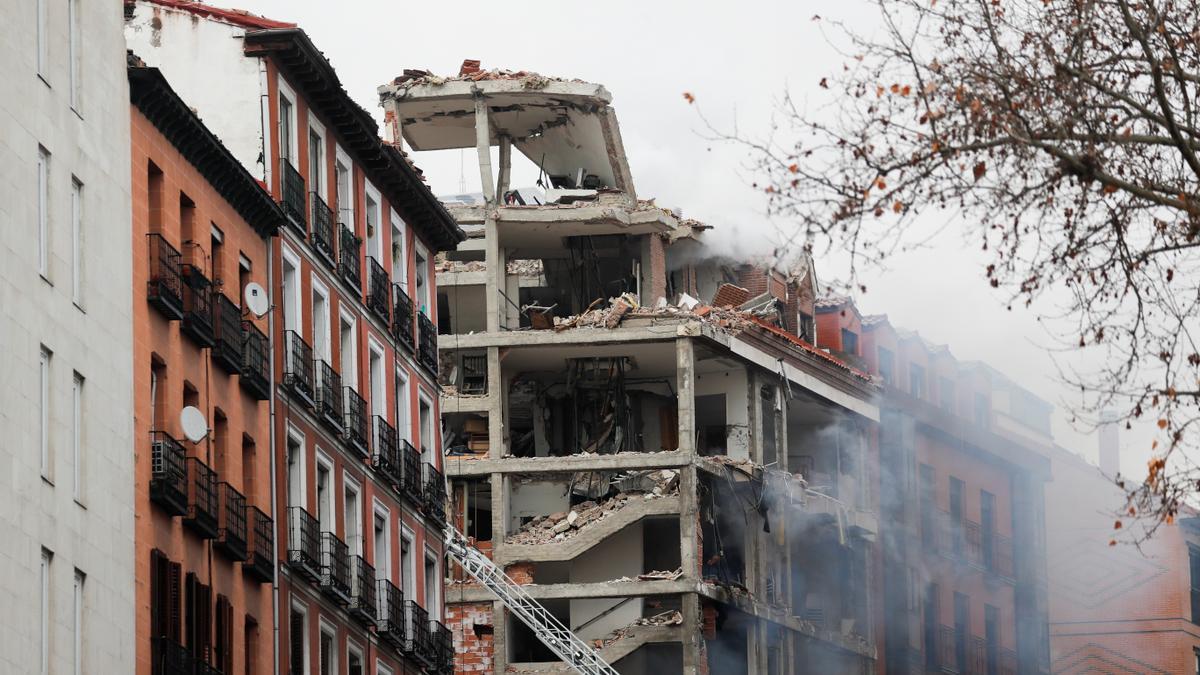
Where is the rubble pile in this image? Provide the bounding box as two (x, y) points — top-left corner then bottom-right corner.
(506, 470), (679, 545)
(612, 568), (684, 583)
(591, 611), (684, 649)
(393, 62), (579, 90)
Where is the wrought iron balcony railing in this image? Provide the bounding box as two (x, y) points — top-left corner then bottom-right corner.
(366, 256), (391, 324)
(150, 431), (188, 517)
(348, 555), (378, 627)
(417, 312), (438, 373)
(423, 462), (447, 526)
(392, 284), (414, 351)
(991, 535), (1015, 582)
(310, 191), (336, 268)
(212, 293), (243, 374)
(372, 416), (401, 487)
(401, 440), (423, 506)
(281, 158), (306, 235)
(151, 636), (194, 675)
(183, 457), (218, 539)
(147, 233), (184, 321)
(215, 481), (248, 562)
(376, 579), (405, 649)
(180, 264), (215, 348)
(431, 619), (454, 674)
(320, 531), (352, 605)
(240, 320), (271, 401)
(404, 601), (436, 665)
(344, 387), (369, 458)
(284, 330), (315, 408)
(314, 360), (343, 433)
(245, 506), (274, 584)
(337, 225), (361, 291)
(287, 507), (321, 582)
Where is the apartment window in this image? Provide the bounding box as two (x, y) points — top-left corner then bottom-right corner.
(319, 625), (336, 675)
(312, 281), (330, 361)
(282, 249), (300, 333)
(71, 178), (83, 304)
(377, 663), (393, 675)
(73, 570), (84, 675)
(400, 531), (415, 594)
(149, 549), (182, 646)
(288, 605), (307, 675)
(373, 509), (390, 579)
(1190, 545), (1200, 624)
(919, 464), (935, 550)
(212, 409), (228, 476)
(369, 344), (385, 419)
(985, 604), (999, 675)
(40, 347), (52, 479)
(390, 212), (407, 285)
(798, 311), (815, 343)
(424, 552), (439, 616)
(939, 377), (956, 414)
(38, 146), (50, 278)
(877, 347), (894, 386)
(395, 370), (410, 442)
(344, 481), (362, 555)
(286, 432), (304, 509)
(184, 574), (213, 664)
(214, 595), (233, 674)
(950, 477), (964, 557)
(418, 396), (433, 454)
(340, 314), (357, 389)
(365, 188), (381, 259)
(308, 127), (325, 195)
(242, 437), (257, 502)
(981, 490), (996, 571)
(210, 225), (225, 287)
(316, 457), (333, 532)
(923, 583), (938, 669)
(68, 0), (81, 110)
(347, 646), (364, 675)
(414, 245), (430, 314)
(72, 372), (83, 501)
(909, 363), (926, 399)
(36, 0), (48, 81)
(840, 328), (859, 356)
(335, 154), (353, 226)
(953, 592), (969, 671)
(41, 549), (52, 675)
(244, 615), (259, 675)
(279, 95), (295, 164)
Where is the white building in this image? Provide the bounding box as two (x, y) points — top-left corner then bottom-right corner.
(0, 1), (135, 673)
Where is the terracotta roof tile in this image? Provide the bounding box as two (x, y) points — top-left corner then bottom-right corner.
(139, 0), (295, 30)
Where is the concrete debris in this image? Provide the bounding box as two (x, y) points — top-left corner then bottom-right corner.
(434, 257), (544, 277)
(591, 611), (684, 649)
(506, 472), (679, 545)
(393, 64), (577, 90)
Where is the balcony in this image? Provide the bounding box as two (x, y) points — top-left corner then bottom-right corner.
(404, 601), (436, 666)
(215, 482), (248, 562)
(314, 360), (343, 434)
(989, 535), (1015, 582)
(935, 625), (960, 673)
(212, 294), (244, 374)
(281, 158), (306, 235)
(423, 462), (447, 526)
(431, 619), (454, 675)
(284, 330), (315, 409)
(344, 387), (370, 458)
(150, 431), (188, 517)
(147, 233), (184, 321)
(366, 256), (391, 324)
(376, 580), (405, 649)
(348, 555), (378, 627)
(180, 265), (215, 348)
(401, 440), (423, 506)
(240, 321), (271, 401)
(320, 531), (352, 605)
(372, 416), (401, 487)
(183, 457), (219, 539)
(999, 648), (1018, 675)
(287, 507), (321, 582)
(151, 636), (194, 675)
(310, 192), (336, 268)
(337, 225), (361, 292)
(245, 506), (275, 584)
(392, 284), (414, 352)
(417, 313), (438, 373)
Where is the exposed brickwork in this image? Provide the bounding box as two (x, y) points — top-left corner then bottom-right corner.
(506, 561), (535, 585)
(647, 233), (667, 301)
(447, 602), (495, 674)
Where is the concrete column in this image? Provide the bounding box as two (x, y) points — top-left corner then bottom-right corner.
(677, 337), (696, 455)
(491, 600), (509, 673)
(474, 95), (495, 204)
(676, 337), (703, 674)
(748, 369), (763, 464)
(639, 233), (667, 303)
(487, 346), (504, 459)
(681, 592), (704, 675)
(496, 134), (512, 199)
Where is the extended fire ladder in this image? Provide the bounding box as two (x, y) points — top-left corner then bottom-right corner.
(443, 525), (621, 675)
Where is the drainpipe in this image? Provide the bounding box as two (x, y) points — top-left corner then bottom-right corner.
(267, 233), (280, 675)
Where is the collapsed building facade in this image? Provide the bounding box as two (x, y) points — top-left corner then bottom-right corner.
(379, 65), (885, 674)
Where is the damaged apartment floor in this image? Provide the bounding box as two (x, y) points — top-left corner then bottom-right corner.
(506, 470), (680, 545)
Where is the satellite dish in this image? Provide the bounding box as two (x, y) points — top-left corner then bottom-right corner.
(244, 282), (269, 318)
(180, 406), (209, 444)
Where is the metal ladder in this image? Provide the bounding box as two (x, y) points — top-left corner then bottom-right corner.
(443, 525), (621, 675)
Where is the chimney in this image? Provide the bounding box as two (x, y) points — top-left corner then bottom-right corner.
(1098, 410), (1120, 476)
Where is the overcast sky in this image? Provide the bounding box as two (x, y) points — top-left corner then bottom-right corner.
(227, 0), (1149, 473)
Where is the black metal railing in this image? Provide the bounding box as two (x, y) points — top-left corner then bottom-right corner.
(349, 555), (378, 627)
(183, 457), (219, 539)
(344, 387), (369, 457)
(337, 225), (361, 291)
(366, 256), (391, 323)
(215, 482), (248, 562)
(372, 415), (401, 486)
(287, 507), (321, 582)
(991, 535), (1015, 582)
(320, 531), (352, 605)
(284, 330), (315, 408)
(149, 431), (188, 517)
(998, 649), (1018, 675)
(392, 284), (414, 351)
(147, 233), (184, 320)
(281, 158), (306, 234)
(936, 625), (959, 673)
(315, 360), (343, 433)
(432, 620), (454, 674)
(310, 191), (336, 268)
(180, 265), (215, 348)
(423, 462), (447, 526)
(377, 580), (405, 648)
(245, 506), (274, 584)
(418, 313), (438, 373)
(404, 601), (436, 665)
(401, 440), (423, 505)
(194, 659), (220, 675)
(213, 293), (243, 374)
(152, 636), (194, 675)
(240, 320), (270, 401)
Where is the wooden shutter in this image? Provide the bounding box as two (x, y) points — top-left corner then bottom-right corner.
(185, 573), (197, 653)
(167, 561), (182, 642)
(199, 582), (212, 665)
(150, 549), (165, 639)
(214, 595), (233, 674)
(289, 608), (304, 675)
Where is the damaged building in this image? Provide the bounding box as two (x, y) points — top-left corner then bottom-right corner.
(378, 63), (886, 674)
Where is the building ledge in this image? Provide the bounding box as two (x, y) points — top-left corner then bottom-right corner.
(445, 450), (691, 477)
(446, 578), (693, 604)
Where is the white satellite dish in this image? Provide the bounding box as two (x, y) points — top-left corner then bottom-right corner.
(180, 406), (209, 444)
(243, 282), (269, 318)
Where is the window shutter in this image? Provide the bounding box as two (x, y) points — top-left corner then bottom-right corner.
(185, 573), (197, 653)
(150, 549), (165, 639)
(199, 582), (212, 665)
(167, 561), (182, 642)
(289, 609), (304, 675)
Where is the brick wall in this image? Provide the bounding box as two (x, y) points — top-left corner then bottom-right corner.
(447, 602), (495, 674)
